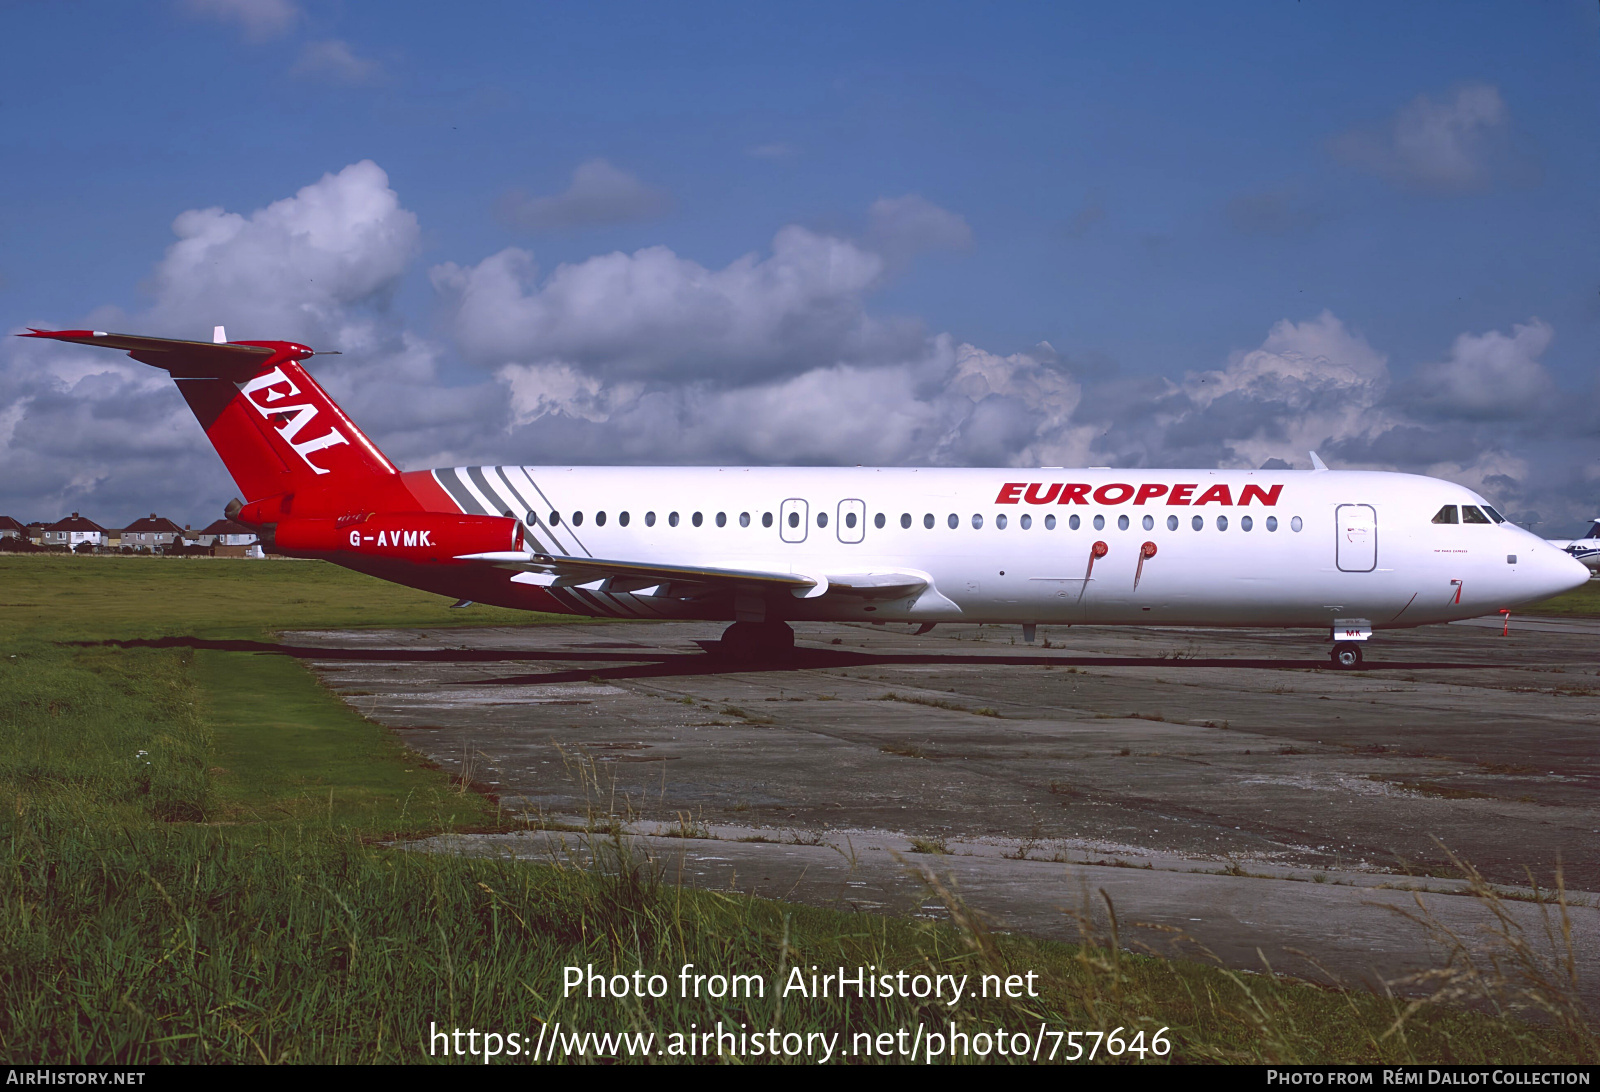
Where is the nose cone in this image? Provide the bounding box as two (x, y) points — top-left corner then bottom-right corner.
(1541, 547), (1592, 600)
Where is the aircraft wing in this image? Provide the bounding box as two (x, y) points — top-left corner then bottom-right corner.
(457, 550), (929, 600)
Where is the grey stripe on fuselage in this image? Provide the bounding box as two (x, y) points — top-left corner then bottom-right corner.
(491, 465), (582, 557)
(433, 467), (486, 515)
(500, 465), (591, 558)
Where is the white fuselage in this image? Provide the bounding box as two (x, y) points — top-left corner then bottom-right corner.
(431, 465), (1590, 630)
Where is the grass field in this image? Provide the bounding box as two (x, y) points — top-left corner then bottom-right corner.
(1, 555), (1594, 1064)
(1519, 575), (1600, 618)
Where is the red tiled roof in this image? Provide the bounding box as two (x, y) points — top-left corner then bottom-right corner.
(45, 514), (105, 533)
(121, 515), (185, 534)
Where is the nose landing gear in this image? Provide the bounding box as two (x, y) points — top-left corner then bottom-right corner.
(1329, 642), (1364, 669)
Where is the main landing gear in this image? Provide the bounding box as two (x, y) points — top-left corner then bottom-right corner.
(717, 620), (795, 662)
(1329, 642), (1364, 669)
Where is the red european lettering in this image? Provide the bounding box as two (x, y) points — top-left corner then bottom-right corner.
(995, 482), (1026, 504)
(1194, 484), (1232, 506)
(1133, 483), (1169, 505)
(1093, 483), (1135, 505)
(1058, 483), (1091, 504)
(1024, 482), (1063, 504)
(1240, 484), (1283, 507)
(1169, 484), (1197, 505)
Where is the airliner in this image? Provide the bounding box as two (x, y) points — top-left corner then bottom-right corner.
(1547, 519), (1600, 573)
(24, 328), (1589, 668)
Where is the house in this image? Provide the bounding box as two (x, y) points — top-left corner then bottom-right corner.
(43, 513), (107, 549)
(120, 514), (187, 552)
(25, 522), (47, 546)
(0, 516), (23, 540)
(195, 518), (262, 557)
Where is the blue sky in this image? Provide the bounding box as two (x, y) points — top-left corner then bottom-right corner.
(2, 1), (1597, 533)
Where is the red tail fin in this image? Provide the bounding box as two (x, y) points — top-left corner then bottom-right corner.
(21, 329), (415, 518)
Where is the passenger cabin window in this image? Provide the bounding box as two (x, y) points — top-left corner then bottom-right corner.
(1044, 514), (1056, 530)
(901, 513), (911, 529)
(947, 513), (958, 529)
(924, 514), (934, 529)
(817, 512), (828, 528)
(971, 514), (983, 529)
(1266, 516), (1278, 531)
(739, 512), (750, 527)
(620, 512), (630, 527)
(692, 512), (703, 527)
(1167, 515), (1179, 531)
(1117, 515), (1129, 531)
(1068, 514), (1080, 530)
(595, 511), (606, 526)
(549, 511), (561, 525)
(1432, 505), (1459, 524)
(716, 512), (727, 527)
(572, 512), (583, 526)
(1093, 515), (1105, 530)
(762, 512), (773, 528)
(788, 512), (800, 529)
(1020, 514), (1032, 529)
(669, 512), (680, 527)
(874, 513), (886, 529)
(645, 512), (656, 527)
(845, 512), (857, 528)
(995, 514), (1006, 529)
(1461, 505), (1490, 524)
(1240, 515), (1252, 531)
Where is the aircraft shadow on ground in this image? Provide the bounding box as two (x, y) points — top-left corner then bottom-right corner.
(84, 635), (1483, 688)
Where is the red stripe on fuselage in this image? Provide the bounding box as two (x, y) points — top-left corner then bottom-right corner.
(400, 469), (464, 514)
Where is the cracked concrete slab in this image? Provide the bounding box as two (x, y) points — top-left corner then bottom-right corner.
(285, 616), (1600, 1000)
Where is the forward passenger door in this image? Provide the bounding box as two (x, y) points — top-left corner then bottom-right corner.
(1336, 504), (1377, 572)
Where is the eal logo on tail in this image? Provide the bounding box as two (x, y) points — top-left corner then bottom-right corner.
(239, 367), (350, 474)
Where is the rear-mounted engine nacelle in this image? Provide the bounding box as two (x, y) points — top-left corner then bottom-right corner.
(275, 513), (523, 562)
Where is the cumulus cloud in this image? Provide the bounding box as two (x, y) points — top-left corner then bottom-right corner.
(1332, 83), (1512, 192)
(5, 160), (1596, 535)
(182, 0), (299, 40)
(0, 161), (421, 523)
(293, 39), (384, 85)
(1400, 319), (1555, 421)
(498, 160), (671, 231)
(432, 225), (924, 383)
(147, 159), (419, 345)
(865, 194), (974, 267)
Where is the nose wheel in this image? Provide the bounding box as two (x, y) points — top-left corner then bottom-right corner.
(1329, 642), (1364, 669)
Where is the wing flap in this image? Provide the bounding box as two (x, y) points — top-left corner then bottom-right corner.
(459, 551), (929, 600)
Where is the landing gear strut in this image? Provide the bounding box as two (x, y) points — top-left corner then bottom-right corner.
(1329, 642), (1364, 669)
(718, 620), (795, 662)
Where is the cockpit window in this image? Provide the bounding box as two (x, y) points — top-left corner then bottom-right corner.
(1482, 506), (1506, 524)
(1431, 505), (1458, 524)
(1461, 505), (1490, 524)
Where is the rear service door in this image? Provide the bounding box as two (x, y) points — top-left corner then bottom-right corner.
(837, 499), (866, 543)
(779, 498), (808, 543)
(1336, 504), (1377, 572)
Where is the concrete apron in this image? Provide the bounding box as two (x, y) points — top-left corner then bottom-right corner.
(285, 617), (1600, 1007)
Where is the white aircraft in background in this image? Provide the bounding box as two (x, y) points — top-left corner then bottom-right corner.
(24, 327), (1591, 668)
(1546, 519), (1600, 573)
